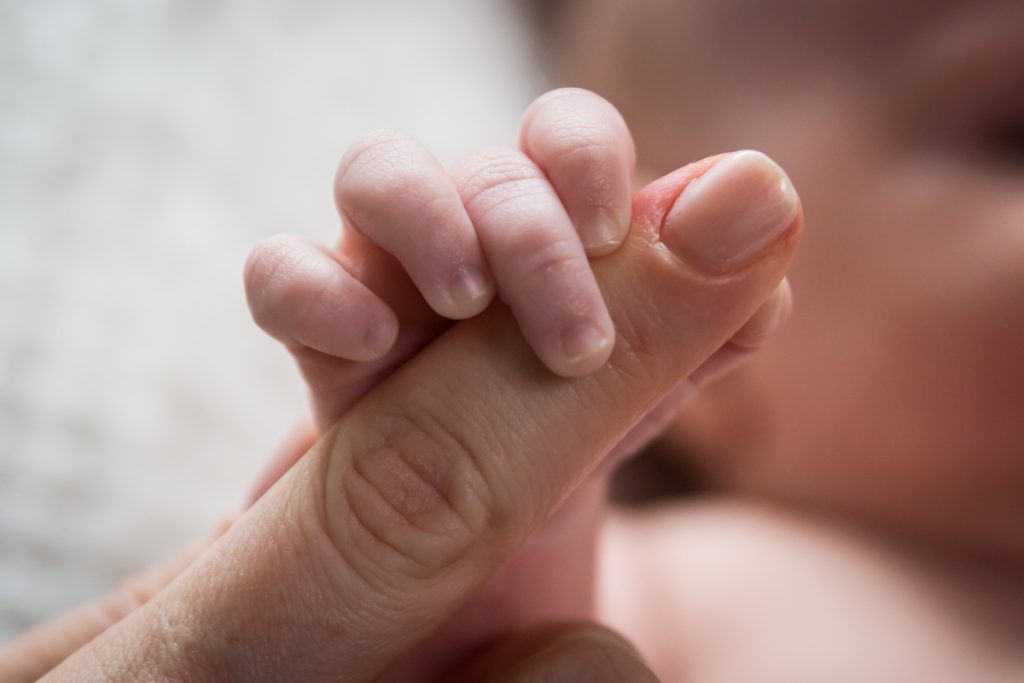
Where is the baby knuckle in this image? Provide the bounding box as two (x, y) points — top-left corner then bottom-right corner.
(548, 139), (623, 193)
(335, 130), (430, 216)
(457, 146), (549, 216)
(333, 412), (495, 581)
(527, 89), (628, 153)
(517, 236), (585, 282)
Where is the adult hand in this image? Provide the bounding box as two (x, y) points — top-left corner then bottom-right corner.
(3, 151), (800, 682)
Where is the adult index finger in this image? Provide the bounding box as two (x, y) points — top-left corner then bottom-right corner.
(45, 151), (800, 683)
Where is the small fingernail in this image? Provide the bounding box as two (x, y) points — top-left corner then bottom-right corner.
(447, 264), (493, 316)
(560, 321), (613, 368)
(363, 316), (398, 359)
(581, 213), (624, 256)
(661, 150), (799, 275)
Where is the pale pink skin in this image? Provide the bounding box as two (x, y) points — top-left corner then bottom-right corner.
(3, 143), (800, 682)
(247, 0), (1024, 672)
(244, 0), (1024, 678)
(241, 91), (795, 680)
(0, 88), (800, 681)
(8, 0), (1022, 679)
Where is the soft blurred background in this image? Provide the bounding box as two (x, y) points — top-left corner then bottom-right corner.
(0, 0), (535, 640)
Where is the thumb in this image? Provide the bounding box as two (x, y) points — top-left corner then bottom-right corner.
(45, 150), (800, 683)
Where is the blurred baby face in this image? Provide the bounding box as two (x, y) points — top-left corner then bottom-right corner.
(558, 0), (1024, 551)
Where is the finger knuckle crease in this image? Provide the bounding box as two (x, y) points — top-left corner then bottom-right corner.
(604, 296), (664, 388)
(460, 157), (547, 215)
(547, 135), (617, 169)
(335, 413), (493, 579)
(336, 134), (428, 213)
(517, 238), (583, 281)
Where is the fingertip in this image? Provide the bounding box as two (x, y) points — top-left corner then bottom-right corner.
(362, 304), (401, 360)
(519, 88), (634, 260)
(243, 233), (402, 362)
(243, 233), (306, 324)
(434, 262), (496, 320)
(336, 131), (496, 324)
(551, 319), (615, 378)
(580, 211), (627, 257)
(659, 150), (801, 276)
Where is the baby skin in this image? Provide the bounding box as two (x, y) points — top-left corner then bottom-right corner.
(0, 88), (799, 683)
(247, 33), (1024, 675)
(243, 88), (799, 681)
(557, 0), (1024, 680)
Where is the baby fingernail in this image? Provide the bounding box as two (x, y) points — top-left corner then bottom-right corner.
(581, 213), (625, 255)
(661, 151), (799, 275)
(447, 264), (493, 316)
(560, 321), (613, 368)
(363, 315), (399, 359)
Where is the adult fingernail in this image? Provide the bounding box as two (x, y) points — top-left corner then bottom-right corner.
(447, 263), (493, 317)
(661, 150), (799, 275)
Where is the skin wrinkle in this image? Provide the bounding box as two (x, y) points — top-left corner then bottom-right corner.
(27, 122), (799, 680)
(457, 156), (554, 216)
(395, 372), (527, 541)
(343, 467), (438, 573)
(26, 0), (1024, 678)
(337, 140), (456, 256)
(464, 177), (556, 225)
(335, 130), (418, 192)
(290, 480), (386, 649)
(338, 201), (484, 318)
(457, 148), (545, 191)
(267, 482), (403, 673)
(305, 434), (405, 601)
(514, 241), (590, 298)
(388, 400), (497, 522)
(332, 401), (501, 578)
(522, 112), (632, 223)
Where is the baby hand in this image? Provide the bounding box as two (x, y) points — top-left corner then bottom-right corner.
(245, 89), (636, 432)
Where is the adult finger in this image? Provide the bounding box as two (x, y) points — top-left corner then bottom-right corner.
(45, 150), (800, 683)
(520, 88), (635, 256)
(602, 276), (793, 467)
(0, 518), (233, 683)
(245, 418), (318, 506)
(689, 276), (793, 387)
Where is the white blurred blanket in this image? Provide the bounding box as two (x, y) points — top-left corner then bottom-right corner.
(0, 0), (533, 638)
